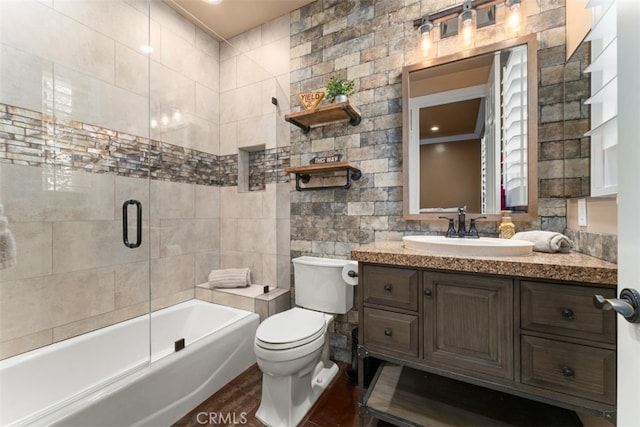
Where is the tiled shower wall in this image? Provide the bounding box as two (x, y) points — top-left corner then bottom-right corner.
(287, 0), (598, 362)
(218, 17), (292, 291)
(0, 1), (291, 359)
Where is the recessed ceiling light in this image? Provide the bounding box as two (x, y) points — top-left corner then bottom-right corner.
(430, 126), (439, 131)
(203, 0), (222, 4)
(140, 45), (154, 54)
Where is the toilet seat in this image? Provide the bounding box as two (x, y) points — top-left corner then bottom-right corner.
(256, 308), (326, 351)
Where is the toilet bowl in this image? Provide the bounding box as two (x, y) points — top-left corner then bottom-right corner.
(254, 257), (356, 427)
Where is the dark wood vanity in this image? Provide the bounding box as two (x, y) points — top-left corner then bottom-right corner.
(352, 242), (618, 426)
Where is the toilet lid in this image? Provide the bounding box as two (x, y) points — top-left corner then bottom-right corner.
(256, 308), (326, 350)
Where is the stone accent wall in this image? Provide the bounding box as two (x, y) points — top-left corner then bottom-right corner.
(288, 0), (591, 362)
(564, 229), (617, 264)
(538, 42), (591, 232)
(0, 103), (289, 189)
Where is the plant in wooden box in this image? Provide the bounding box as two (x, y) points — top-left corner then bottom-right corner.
(325, 76), (355, 103)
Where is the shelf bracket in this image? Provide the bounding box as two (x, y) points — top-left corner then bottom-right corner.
(285, 117), (311, 134)
(341, 104), (362, 126)
(293, 167), (362, 191)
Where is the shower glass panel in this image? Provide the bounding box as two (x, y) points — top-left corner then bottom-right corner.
(0, 0), (153, 396)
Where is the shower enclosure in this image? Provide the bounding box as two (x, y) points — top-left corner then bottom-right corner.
(0, 0), (291, 423)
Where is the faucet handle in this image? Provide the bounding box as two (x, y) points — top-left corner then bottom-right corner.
(467, 216), (486, 238)
(439, 216), (456, 237)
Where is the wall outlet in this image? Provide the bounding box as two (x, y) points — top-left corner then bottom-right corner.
(578, 198), (588, 226)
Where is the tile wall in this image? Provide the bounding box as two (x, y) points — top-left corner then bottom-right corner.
(218, 17), (292, 291)
(287, 0), (604, 362)
(0, 1), (292, 359)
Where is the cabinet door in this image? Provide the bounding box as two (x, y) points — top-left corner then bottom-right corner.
(424, 272), (513, 380)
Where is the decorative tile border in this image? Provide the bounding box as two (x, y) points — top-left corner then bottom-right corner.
(0, 103), (289, 188)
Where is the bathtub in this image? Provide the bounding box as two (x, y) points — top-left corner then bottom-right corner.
(0, 299), (260, 426)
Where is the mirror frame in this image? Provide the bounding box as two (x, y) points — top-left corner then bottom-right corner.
(402, 34), (538, 222)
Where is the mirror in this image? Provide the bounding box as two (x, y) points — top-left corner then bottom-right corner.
(402, 35), (538, 220)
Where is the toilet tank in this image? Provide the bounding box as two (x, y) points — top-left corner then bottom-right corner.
(292, 256), (354, 314)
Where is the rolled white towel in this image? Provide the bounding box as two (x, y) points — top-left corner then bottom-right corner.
(511, 231), (573, 253)
(208, 268), (251, 288)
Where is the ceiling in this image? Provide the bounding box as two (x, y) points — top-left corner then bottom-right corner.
(163, 0), (315, 41)
(420, 99), (483, 141)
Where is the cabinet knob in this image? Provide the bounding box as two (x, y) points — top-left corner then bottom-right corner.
(561, 308), (575, 320)
(384, 329), (392, 337)
(424, 289), (432, 297)
(384, 283), (393, 292)
(561, 366), (575, 378)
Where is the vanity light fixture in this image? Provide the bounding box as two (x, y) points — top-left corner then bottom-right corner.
(458, 0), (477, 48)
(419, 18), (434, 57)
(505, 0), (525, 35)
(414, 0), (524, 51)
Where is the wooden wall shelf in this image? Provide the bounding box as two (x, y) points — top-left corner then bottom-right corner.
(284, 161), (362, 191)
(285, 101), (362, 133)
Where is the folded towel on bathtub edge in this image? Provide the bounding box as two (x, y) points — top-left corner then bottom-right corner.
(207, 268), (251, 288)
(511, 230), (573, 253)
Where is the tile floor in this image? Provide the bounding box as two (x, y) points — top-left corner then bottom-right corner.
(173, 361), (612, 427)
(173, 362), (357, 427)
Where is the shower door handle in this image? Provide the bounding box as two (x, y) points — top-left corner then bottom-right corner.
(122, 200), (142, 249)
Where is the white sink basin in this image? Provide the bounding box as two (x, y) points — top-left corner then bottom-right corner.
(403, 236), (534, 257)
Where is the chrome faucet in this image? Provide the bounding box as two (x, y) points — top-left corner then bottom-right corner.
(440, 207), (486, 238)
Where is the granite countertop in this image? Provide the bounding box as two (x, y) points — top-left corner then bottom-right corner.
(351, 241), (617, 286)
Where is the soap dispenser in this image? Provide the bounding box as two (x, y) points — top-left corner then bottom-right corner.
(498, 211), (515, 239)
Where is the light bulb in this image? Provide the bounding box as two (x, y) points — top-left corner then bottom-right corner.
(457, 1), (476, 49)
(421, 32), (431, 56)
(420, 22), (433, 57)
(506, 1), (525, 35)
(461, 18), (474, 46)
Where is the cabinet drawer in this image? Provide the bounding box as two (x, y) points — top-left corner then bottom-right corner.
(521, 281), (616, 343)
(521, 335), (615, 405)
(364, 308), (419, 357)
(363, 265), (418, 311)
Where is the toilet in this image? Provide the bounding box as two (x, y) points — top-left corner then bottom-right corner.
(254, 256), (356, 427)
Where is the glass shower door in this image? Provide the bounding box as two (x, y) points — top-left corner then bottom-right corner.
(0, 0), (152, 422)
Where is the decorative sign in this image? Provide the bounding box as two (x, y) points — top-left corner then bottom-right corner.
(297, 92), (325, 110)
(310, 154), (343, 164)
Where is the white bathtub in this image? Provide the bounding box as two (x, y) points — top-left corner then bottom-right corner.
(0, 299), (259, 426)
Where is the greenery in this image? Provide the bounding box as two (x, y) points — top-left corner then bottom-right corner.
(325, 76), (355, 102)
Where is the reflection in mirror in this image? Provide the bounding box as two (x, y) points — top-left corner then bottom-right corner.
(403, 36), (537, 220)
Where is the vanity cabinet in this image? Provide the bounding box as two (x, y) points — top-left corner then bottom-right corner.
(362, 265), (419, 359)
(357, 261), (617, 425)
(519, 281), (617, 406)
(423, 272), (513, 381)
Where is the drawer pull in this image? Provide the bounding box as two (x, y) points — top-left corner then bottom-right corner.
(384, 284), (393, 292)
(384, 328), (393, 337)
(424, 289), (432, 297)
(561, 308), (575, 320)
(561, 367), (575, 378)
